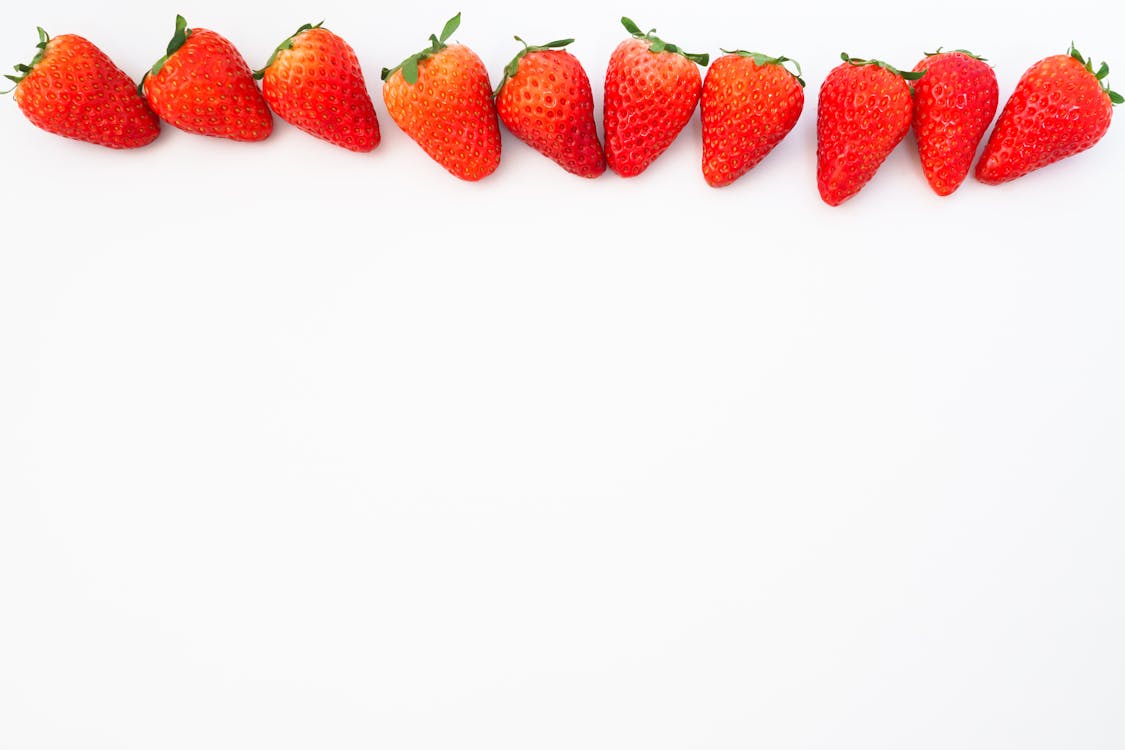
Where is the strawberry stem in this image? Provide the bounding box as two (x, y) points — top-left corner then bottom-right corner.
(1069, 42), (1122, 105)
(141, 15), (193, 96)
(254, 21), (324, 79)
(621, 17), (708, 66)
(381, 12), (462, 85)
(719, 49), (804, 87)
(493, 36), (574, 97)
(922, 47), (989, 62)
(3, 27), (50, 93)
(841, 52), (925, 81)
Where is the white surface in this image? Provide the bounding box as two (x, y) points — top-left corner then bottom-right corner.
(2, 1), (1124, 748)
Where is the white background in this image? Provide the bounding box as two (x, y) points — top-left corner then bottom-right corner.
(2, 0), (1124, 748)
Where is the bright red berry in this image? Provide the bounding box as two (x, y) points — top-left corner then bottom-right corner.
(701, 51), (805, 188)
(142, 15), (273, 142)
(817, 54), (920, 206)
(256, 22), (380, 152)
(976, 44), (1119, 185)
(494, 37), (605, 178)
(604, 17), (709, 177)
(911, 49), (998, 196)
(6, 28), (160, 149)
(381, 13), (501, 181)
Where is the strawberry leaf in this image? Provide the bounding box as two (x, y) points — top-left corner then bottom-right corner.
(382, 13), (464, 85)
(439, 12), (461, 43)
(403, 55), (419, 85)
(621, 17), (642, 36)
(493, 36), (576, 97)
(148, 15), (193, 81)
(4, 26), (53, 91)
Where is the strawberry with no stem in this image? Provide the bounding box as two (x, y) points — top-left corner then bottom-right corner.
(604, 17), (709, 177)
(494, 37), (605, 178)
(5, 28), (159, 148)
(817, 53), (923, 206)
(142, 15), (273, 142)
(255, 22), (380, 152)
(911, 49), (998, 196)
(976, 44), (1119, 185)
(701, 50), (805, 188)
(381, 13), (501, 181)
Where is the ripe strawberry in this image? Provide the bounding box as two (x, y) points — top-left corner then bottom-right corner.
(701, 50), (805, 187)
(911, 49), (998, 196)
(255, 22), (380, 152)
(5, 28), (159, 148)
(976, 44), (1120, 185)
(141, 15), (273, 141)
(604, 17), (709, 177)
(817, 53), (922, 206)
(381, 13), (501, 181)
(494, 37), (606, 178)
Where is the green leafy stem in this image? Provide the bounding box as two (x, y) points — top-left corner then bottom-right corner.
(621, 17), (708, 66)
(1069, 42), (1122, 105)
(493, 36), (574, 97)
(254, 21), (324, 79)
(381, 12), (462, 85)
(840, 52), (925, 80)
(3, 27), (51, 93)
(139, 14), (194, 96)
(720, 49), (804, 87)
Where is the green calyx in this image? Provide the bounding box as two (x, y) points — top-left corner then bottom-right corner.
(720, 49), (804, 87)
(381, 12), (461, 85)
(1069, 42), (1122, 105)
(840, 52), (925, 81)
(140, 14), (193, 96)
(922, 47), (988, 62)
(3, 27), (50, 94)
(621, 17), (708, 66)
(493, 36), (574, 97)
(254, 20), (324, 79)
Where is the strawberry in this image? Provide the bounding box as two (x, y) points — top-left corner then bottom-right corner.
(817, 53), (922, 206)
(5, 28), (159, 149)
(141, 15), (273, 142)
(603, 17), (709, 177)
(255, 22), (380, 152)
(911, 49), (998, 196)
(701, 50), (805, 188)
(494, 37), (606, 178)
(976, 44), (1119, 185)
(381, 13), (501, 181)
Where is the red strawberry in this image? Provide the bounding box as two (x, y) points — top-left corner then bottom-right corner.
(142, 15), (273, 141)
(701, 50), (805, 187)
(6, 28), (159, 148)
(911, 49), (998, 196)
(604, 17), (709, 177)
(255, 22), (380, 152)
(976, 44), (1119, 185)
(494, 37), (606, 178)
(817, 53), (922, 206)
(381, 13), (501, 181)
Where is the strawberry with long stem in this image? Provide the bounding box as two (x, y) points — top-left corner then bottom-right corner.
(494, 36), (605, 178)
(380, 12), (501, 181)
(603, 17), (709, 177)
(5, 27), (160, 148)
(255, 21), (381, 152)
(701, 49), (805, 187)
(141, 15), (273, 142)
(976, 43), (1119, 185)
(911, 48), (998, 196)
(817, 53), (924, 206)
